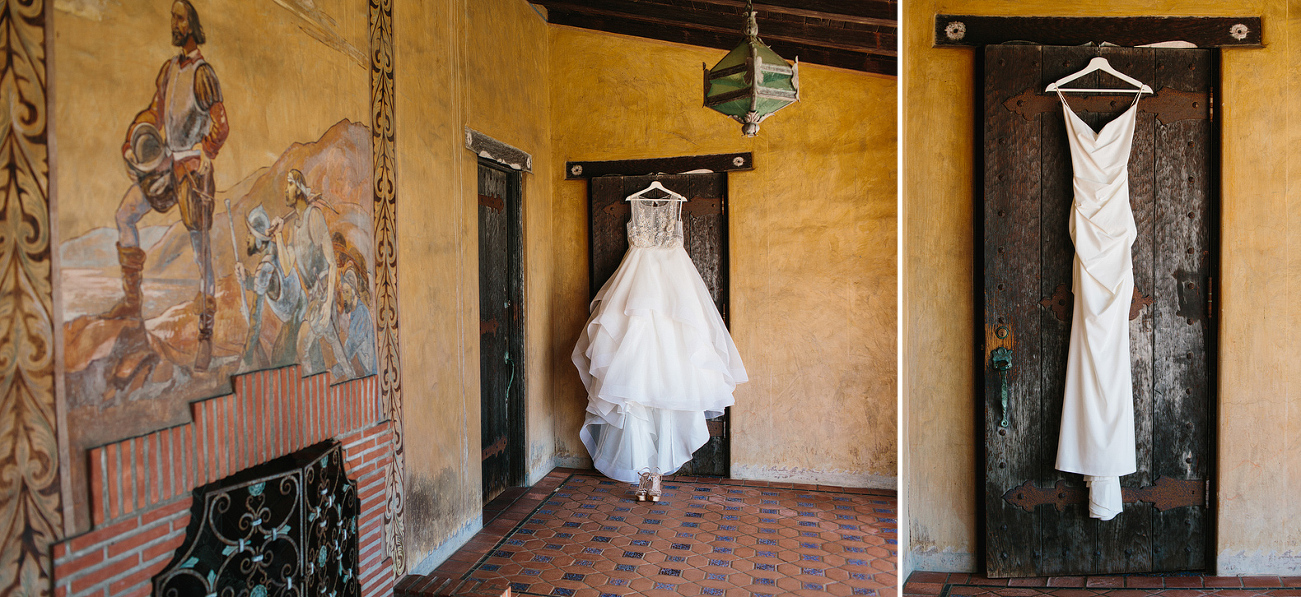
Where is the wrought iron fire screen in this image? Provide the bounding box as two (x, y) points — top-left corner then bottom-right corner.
(153, 440), (360, 597)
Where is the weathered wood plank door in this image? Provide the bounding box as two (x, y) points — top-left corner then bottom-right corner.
(479, 160), (525, 502)
(981, 45), (1216, 577)
(588, 173), (730, 476)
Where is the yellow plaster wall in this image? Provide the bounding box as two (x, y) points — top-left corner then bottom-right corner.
(904, 0), (1301, 574)
(549, 27), (897, 487)
(393, 0), (555, 570)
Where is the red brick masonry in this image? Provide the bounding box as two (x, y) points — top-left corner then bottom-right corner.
(53, 366), (395, 597)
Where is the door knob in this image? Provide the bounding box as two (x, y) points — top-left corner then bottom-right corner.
(990, 346), (1013, 428)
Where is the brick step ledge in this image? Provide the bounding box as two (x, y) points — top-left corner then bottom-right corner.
(396, 573), (511, 597)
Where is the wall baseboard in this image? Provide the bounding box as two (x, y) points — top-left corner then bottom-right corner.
(1218, 549), (1301, 575)
(409, 517), (484, 576)
(554, 455), (593, 470)
(909, 547), (977, 574)
(730, 464), (897, 490)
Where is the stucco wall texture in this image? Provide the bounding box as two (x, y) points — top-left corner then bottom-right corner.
(393, 1), (895, 571)
(548, 27), (897, 489)
(394, 0), (556, 571)
(905, 0), (1301, 576)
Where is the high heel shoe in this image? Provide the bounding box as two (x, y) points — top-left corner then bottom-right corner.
(636, 468), (654, 502)
(647, 468), (662, 503)
(635, 467), (662, 503)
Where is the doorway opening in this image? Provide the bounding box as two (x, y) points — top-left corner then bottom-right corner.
(584, 168), (734, 477)
(478, 159), (526, 503)
(976, 45), (1219, 577)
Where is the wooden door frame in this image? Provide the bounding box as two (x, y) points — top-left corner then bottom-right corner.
(567, 154), (749, 477)
(960, 34), (1236, 575)
(477, 157), (527, 495)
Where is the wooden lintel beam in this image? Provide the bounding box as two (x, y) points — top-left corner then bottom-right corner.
(934, 15), (1262, 48)
(566, 153), (754, 179)
(537, 1), (896, 56)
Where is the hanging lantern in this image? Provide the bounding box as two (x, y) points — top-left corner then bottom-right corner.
(702, 0), (800, 137)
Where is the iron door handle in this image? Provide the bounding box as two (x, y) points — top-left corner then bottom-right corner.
(990, 346), (1012, 428)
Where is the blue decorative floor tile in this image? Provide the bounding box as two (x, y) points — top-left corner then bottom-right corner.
(454, 472), (894, 597)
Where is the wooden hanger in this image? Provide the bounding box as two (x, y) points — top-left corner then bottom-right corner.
(625, 180), (687, 202)
(1045, 57), (1153, 95)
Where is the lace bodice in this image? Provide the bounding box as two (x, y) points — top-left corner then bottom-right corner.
(626, 199), (683, 248)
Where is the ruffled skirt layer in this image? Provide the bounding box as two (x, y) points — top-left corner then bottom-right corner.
(572, 245), (747, 483)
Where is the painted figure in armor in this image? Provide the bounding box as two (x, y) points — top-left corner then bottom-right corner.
(268, 170), (355, 378)
(235, 205), (306, 371)
(109, 0), (229, 371)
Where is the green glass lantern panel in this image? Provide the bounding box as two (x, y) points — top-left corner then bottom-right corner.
(702, 3), (800, 136)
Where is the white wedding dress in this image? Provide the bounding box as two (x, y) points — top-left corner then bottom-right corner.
(1055, 91), (1140, 521)
(572, 197), (747, 483)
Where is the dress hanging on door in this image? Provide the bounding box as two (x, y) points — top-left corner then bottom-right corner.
(572, 195), (747, 484)
(1054, 91), (1140, 521)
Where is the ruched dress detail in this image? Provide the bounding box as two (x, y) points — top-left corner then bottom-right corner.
(1055, 92), (1141, 521)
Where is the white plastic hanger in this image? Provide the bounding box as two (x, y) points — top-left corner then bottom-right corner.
(625, 180), (687, 202)
(1045, 57), (1153, 95)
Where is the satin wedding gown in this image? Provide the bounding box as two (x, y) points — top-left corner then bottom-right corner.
(1054, 91), (1140, 521)
(572, 197), (747, 483)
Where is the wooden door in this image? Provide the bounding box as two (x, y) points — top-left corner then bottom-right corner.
(981, 45), (1216, 577)
(479, 160), (525, 502)
(588, 173), (730, 476)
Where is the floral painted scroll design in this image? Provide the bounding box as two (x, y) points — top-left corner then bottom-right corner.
(0, 0), (61, 595)
(368, 0), (405, 579)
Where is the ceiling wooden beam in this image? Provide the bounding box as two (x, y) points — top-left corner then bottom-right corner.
(679, 0), (896, 28)
(545, 7), (896, 75)
(540, 0), (893, 56)
(534, 0), (897, 76)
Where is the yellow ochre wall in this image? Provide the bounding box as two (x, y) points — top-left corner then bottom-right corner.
(393, 0), (557, 571)
(904, 0), (1301, 575)
(548, 27), (898, 488)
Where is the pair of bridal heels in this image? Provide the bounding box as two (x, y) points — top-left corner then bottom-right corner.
(635, 468), (662, 503)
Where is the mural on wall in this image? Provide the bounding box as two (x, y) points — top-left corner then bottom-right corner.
(57, 0), (377, 485)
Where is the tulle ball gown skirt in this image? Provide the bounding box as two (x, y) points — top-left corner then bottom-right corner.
(572, 245), (747, 483)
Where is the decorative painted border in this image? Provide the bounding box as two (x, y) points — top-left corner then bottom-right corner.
(0, 0), (60, 595)
(368, 0), (406, 579)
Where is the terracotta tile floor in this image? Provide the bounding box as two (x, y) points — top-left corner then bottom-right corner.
(428, 468), (898, 596)
(905, 571), (1301, 597)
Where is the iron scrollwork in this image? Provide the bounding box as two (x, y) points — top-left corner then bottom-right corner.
(154, 441), (359, 597)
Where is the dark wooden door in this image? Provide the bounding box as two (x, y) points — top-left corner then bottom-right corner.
(981, 45), (1216, 577)
(589, 173), (730, 476)
(479, 160), (524, 502)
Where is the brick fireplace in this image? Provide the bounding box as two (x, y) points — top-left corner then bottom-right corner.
(51, 366), (395, 597)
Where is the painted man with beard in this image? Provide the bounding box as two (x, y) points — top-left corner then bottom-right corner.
(268, 170), (354, 379)
(109, 0), (229, 371)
